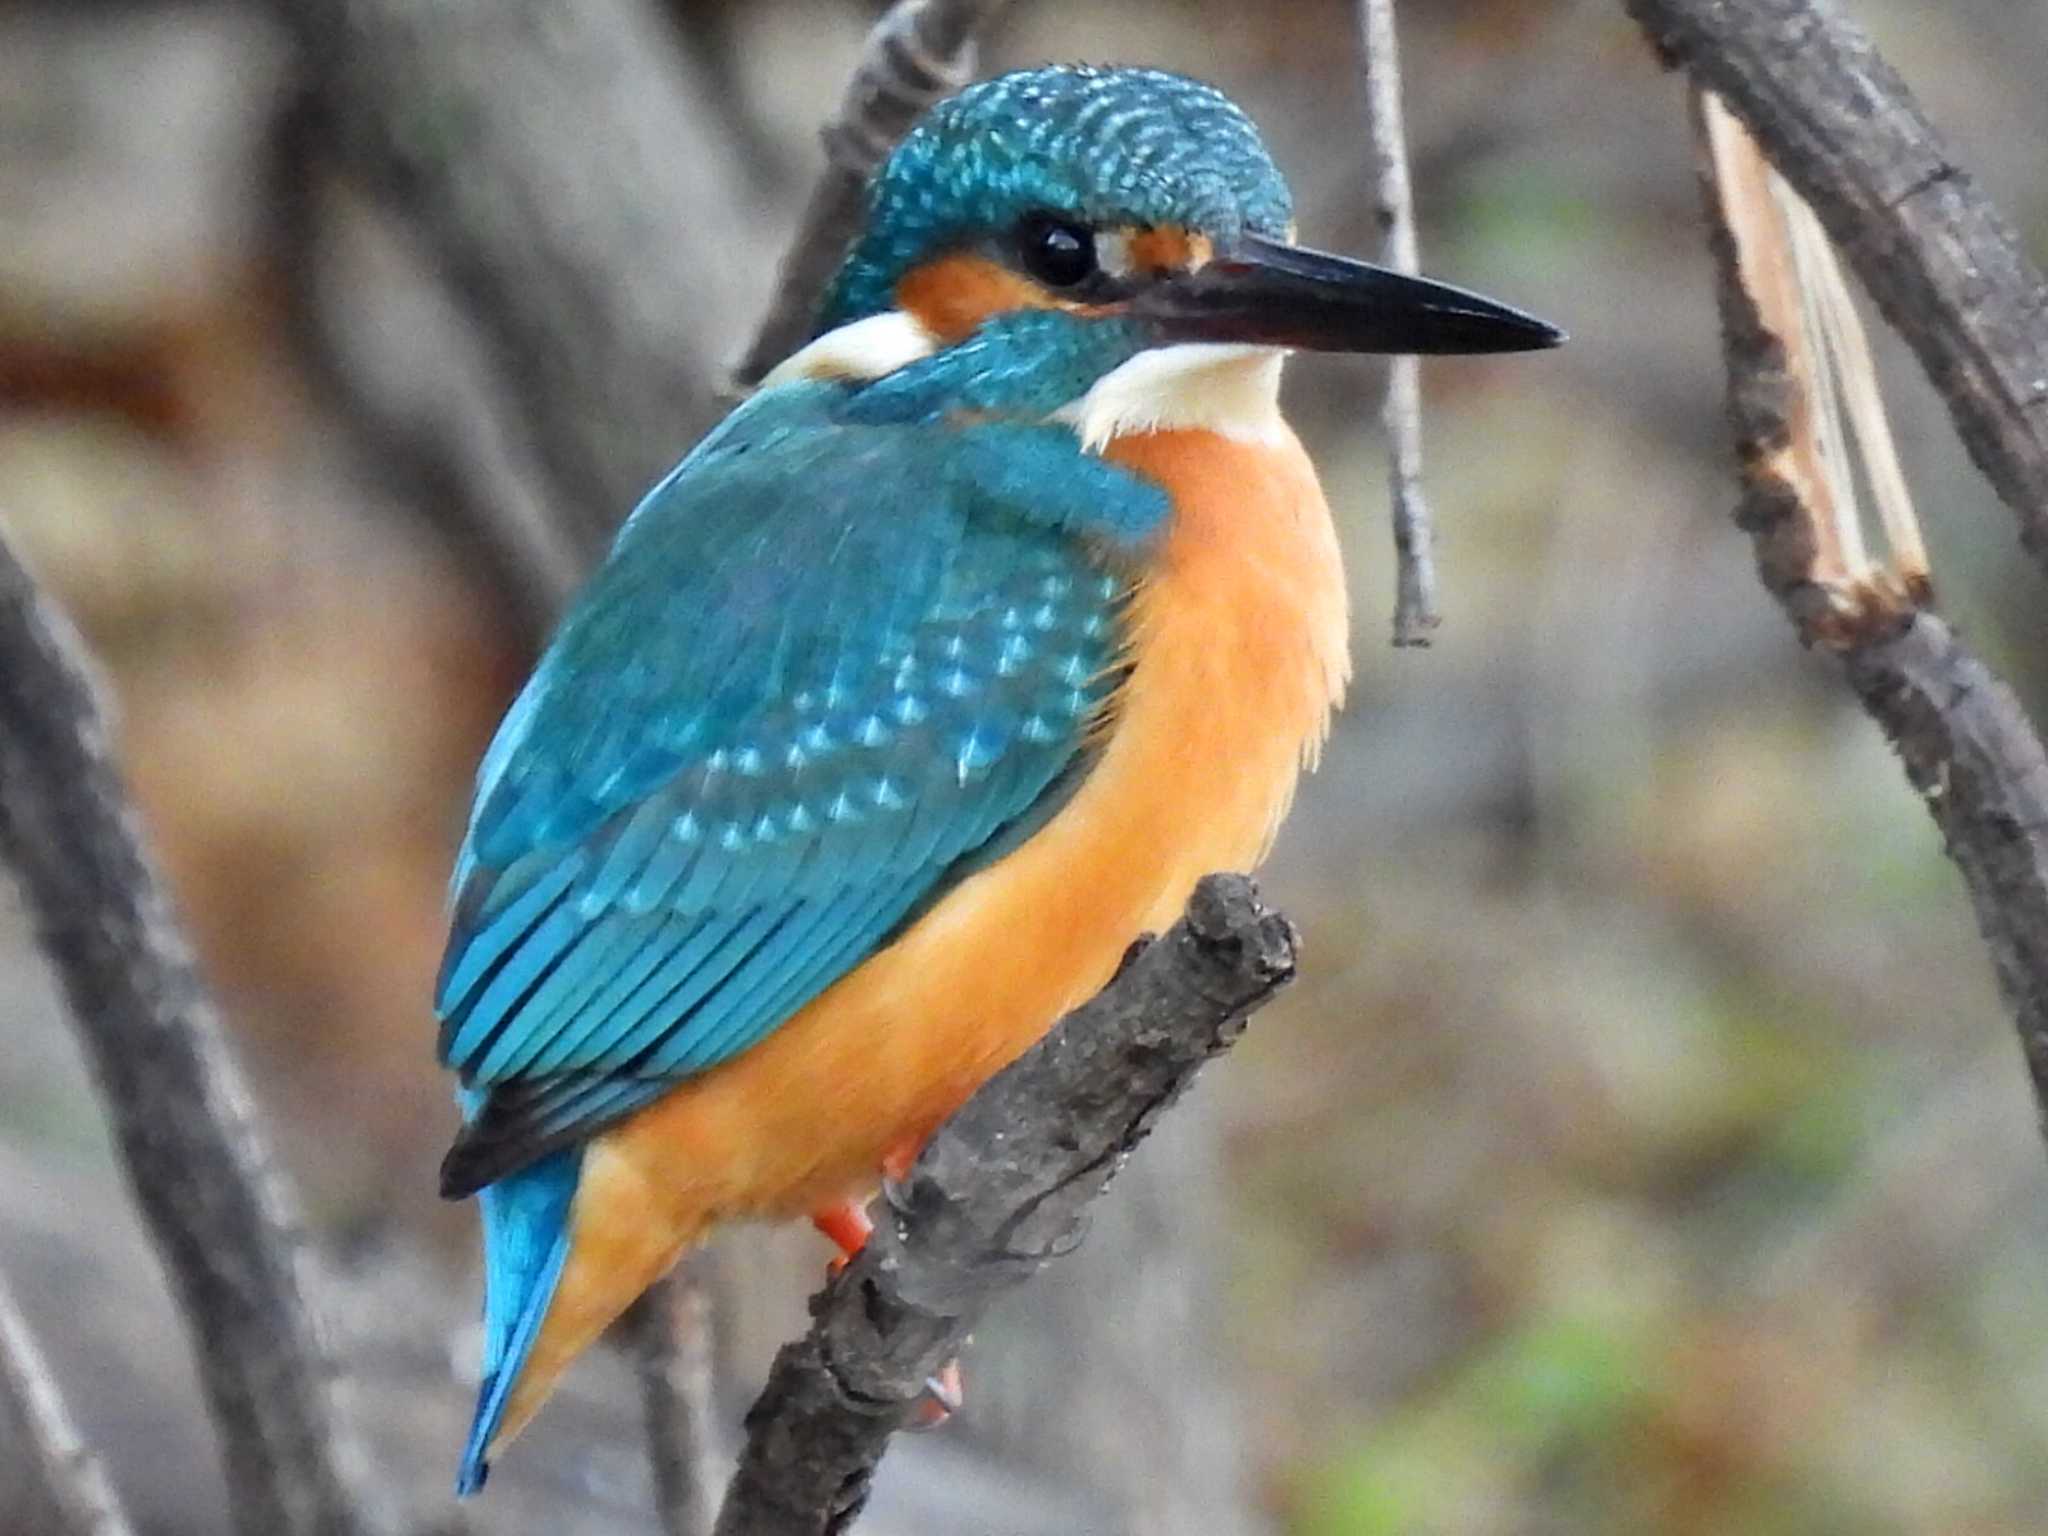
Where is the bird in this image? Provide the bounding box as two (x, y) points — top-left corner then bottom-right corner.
(433, 62), (1559, 1493)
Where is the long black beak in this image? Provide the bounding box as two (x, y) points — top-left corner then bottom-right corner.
(1134, 233), (1563, 355)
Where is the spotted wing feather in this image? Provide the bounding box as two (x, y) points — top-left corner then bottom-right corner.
(436, 383), (1164, 1195)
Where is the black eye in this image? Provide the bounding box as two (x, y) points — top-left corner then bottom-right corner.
(1017, 214), (1099, 288)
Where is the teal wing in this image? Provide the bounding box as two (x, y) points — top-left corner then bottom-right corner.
(435, 383), (1166, 1196)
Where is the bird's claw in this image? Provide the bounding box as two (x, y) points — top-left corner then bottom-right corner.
(880, 1169), (915, 1217)
(879, 1134), (924, 1215)
(812, 1200), (873, 1278)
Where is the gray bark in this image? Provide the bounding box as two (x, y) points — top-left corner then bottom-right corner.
(0, 525), (390, 1536)
(0, 1273), (137, 1536)
(1695, 75), (2048, 1145)
(1627, 0), (2048, 571)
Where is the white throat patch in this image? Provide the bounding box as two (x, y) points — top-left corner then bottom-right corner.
(1051, 343), (1287, 453)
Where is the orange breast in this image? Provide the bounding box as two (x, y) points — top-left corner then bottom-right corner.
(607, 423), (1347, 1212)
(498, 424), (1350, 1445)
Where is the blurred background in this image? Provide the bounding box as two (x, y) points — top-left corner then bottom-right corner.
(5, 1), (2048, 1532)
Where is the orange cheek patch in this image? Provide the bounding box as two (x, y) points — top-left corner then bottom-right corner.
(895, 254), (1123, 345)
(897, 257), (1064, 344)
(896, 255), (1057, 344)
(1125, 226), (1213, 274)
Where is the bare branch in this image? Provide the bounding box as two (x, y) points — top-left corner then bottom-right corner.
(1696, 100), (2048, 1144)
(712, 874), (1297, 1536)
(731, 0), (1019, 388)
(0, 524), (390, 1536)
(1359, 0), (1441, 646)
(0, 1271), (136, 1536)
(1625, 0), (2048, 577)
(630, 1265), (722, 1536)
(1843, 620), (2048, 1133)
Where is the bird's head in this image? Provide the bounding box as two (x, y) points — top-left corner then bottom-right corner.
(794, 65), (1558, 434)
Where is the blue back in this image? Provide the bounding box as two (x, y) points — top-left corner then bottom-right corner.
(436, 378), (1168, 1191)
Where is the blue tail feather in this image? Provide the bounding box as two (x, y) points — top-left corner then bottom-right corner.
(456, 1139), (582, 1495)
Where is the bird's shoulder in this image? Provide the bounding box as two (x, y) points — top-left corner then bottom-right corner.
(458, 380), (1169, 875)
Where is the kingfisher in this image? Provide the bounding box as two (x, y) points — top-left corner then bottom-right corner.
(434, 63), (1558, 1492)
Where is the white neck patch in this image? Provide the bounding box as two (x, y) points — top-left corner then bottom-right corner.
(1051, 343), (1287, 453)
(757, 316), (1288, 456)
(757, 310), (938, 388)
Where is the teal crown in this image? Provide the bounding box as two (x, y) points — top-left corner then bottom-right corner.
(819, 65), (1295, 331)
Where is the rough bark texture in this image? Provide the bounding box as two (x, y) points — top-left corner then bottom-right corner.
(1697, 98), (2048, 1145)
(1626, 0), (2048, 573)
(0, 527), (388, 1536)
(730, 0), (1017, 386)
(1843, 621), (2048, 1131)
(713, 874), (1298, 1536)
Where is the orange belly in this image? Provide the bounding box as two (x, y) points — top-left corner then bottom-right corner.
(492, 424), (1350, 1446)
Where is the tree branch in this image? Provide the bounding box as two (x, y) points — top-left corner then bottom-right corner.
(264, 85), (582, 649)
(0, 1270), (136, 1536)
(1843, 620), (2048, 1130)
(730, 0), (1018, 388)
(630, 1264), (722, 1536)
(271, 0), (764, 555)
(1624, 0), (2048, 575)
(1696, 102), (2048, 1144)
(0, 523), (390, 1536)
(712, 873), (1298, 1536)
(1359, 0), (1441, 646)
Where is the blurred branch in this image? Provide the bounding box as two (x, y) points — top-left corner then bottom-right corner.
(713, 874), (1298, 1536)
(730, 0), (1019, 388)
(272, 0), (764, 556)
(1843, 627), (2048, 1133)
(1626, 0), (2048, 577)
(0, 524), (390, 1536)
(630, 1266), (721, 1536)
(1358, 0), (1440, 647)
(1697, 99), (2048, 1144)
(0, 1271), (136, 1536)
(265, 88), (581, 646)
(651, 1), (794, 192)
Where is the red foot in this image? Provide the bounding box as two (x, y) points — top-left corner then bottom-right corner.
(811, 1200), (873, 1276)
(911, 1358), (964, 1430)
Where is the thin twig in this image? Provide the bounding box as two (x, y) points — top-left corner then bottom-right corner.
(712, 874), (1298, 1536)
(730, 0), (1018, 388)
(0, 523), (390, 1536)
(0, 1271), (137, 1536)
(1696, 98), (2048, 1145)
(630, 1264), (722, 1536)
(1359, 0), (1441, 646)
(1625, 0), (2048, 579)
